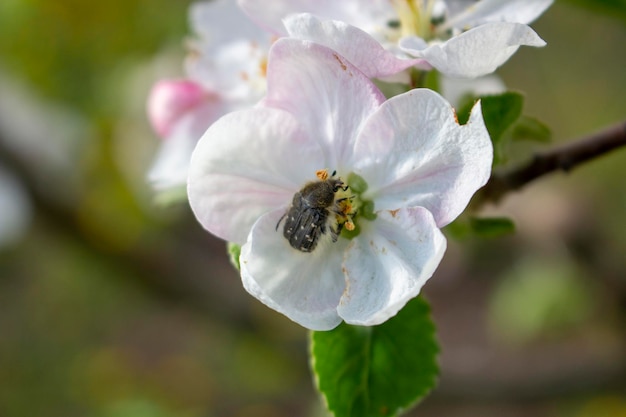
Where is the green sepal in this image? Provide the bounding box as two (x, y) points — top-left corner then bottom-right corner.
(227, 242), (241, 271)
(340, 221), (362, 240)
(422, 70), (440, 92)
(372, 79), (411, 99)
(360, 200), (377, 221)
(310, 297), (439, 417)
(347, 172), (369, 194)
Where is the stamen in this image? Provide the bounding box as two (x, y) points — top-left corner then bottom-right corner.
(316, 169), (329, 181)
(390, 0), (437, 40)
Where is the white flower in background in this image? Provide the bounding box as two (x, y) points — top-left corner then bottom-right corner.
(238, 0), (553, 79)
(147, 0), (272, 194)
(0, 167), (32, 249)
(188, 39), (493, 330)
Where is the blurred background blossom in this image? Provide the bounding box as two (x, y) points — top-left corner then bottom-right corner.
(0, 1), (625, 416)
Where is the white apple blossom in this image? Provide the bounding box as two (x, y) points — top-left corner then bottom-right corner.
(238, 0), (553, 79)
(147, 0), (272, 194)
(188, 39), (493, 330)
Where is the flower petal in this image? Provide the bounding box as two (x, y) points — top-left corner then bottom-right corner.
(189, 0), (266, 49)
(186, 39), (269, 104)
(284, 14), (427, 79)
(148, 98), (226, 191)
(237, 0), (394, 36)
(187, 107), (325, 243)
(262, 38), (386, 170)
(440, 73), (506, 107)
(404, 22), (546, 78)
(442, 0), (554, 31)
(351, 89), (492, 227)
(186, 0), (271, 103)
(338, 207), (446, 326)
(241, 208), (346, 330)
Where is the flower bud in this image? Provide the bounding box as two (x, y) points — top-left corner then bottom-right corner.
(147, 79), (209, 138)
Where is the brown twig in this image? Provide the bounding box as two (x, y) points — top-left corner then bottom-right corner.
(477, 120), (626, 205)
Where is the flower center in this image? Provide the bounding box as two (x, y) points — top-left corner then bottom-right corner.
(315, 169), (359, 236)
(279, 170), (375, 252)
(336, 172), (376, 240)
(388, 0), (447, 41)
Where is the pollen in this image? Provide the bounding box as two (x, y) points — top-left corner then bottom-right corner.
(316, 169), (329, 180)
(334, 194), (357, 234)
(259, 57), (268, 78)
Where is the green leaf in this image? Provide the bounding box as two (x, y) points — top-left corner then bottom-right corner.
(510, 115), (552, 143)
(470, 217), (516, 238)
(480, 92), (525, 143)
(457, 91), (525, 166)
(311, 297), (439, 417)
(227, 242), (241, 271)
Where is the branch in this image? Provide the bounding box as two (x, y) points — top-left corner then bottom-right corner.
(477, 120), (626, 205)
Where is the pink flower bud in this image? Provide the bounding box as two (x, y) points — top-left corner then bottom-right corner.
(147, 79), (210, 138)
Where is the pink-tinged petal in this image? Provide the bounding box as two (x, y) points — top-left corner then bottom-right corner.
(262, 38), (386, 170)
(352, 89), (492, 227)
(284, 14), (428, 79)
(241, 209), (346, 330)
(442, 0), (554, 32)
(148, 97), (227, 191)
(338, 207), (446, 326)
(188, 107), (325, 243)
(405, 22), (546, 78)
(147, 117), (203, 191)
(147, 79), (213, 138)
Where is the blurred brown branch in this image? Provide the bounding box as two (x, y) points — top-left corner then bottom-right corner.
(477, 120), (626, 205)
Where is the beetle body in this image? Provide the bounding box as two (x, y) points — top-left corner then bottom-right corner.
(278, 177), (345, 252)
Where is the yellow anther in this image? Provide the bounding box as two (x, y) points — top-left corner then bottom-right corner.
(316, 169), (329, 180)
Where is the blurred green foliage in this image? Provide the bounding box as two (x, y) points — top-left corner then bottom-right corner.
(489, 256), (594, 344)
(0, 0), (188, 114)
(563, 0), (626, 24)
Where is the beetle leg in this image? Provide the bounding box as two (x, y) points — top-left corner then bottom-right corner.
(329, 224), (341, 242)
(275, 211), (287, 231)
